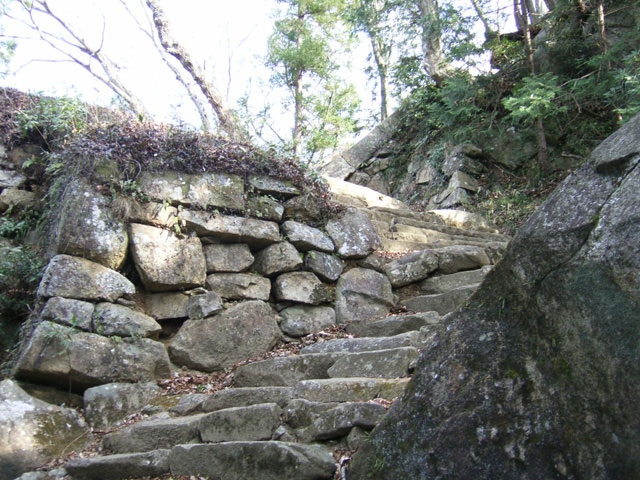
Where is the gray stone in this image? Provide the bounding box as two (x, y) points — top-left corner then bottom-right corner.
(273, 271), (330, 305)
(169, 300), (281, 372)
(335, 268), (393, 323)
(0, 188), (38, 213)
(0, 379), (92, 479)
(301, 331), (420, 354)
(294, 378), (410, 403)
(181, 210), (280, 248)
(246, 194), (285, 222)
(448, 170), (479, 192)
(325, 208), (382, 258)
(137, 292), (189, 320)
(384, 249), (439, 287)
(432, 186), (472, 208)
(348, 116), (640, 480)
(429, 209), (499, 233)
(51, 179), (128, 270)
(282, 192), (327, 225)
(233, 353), (339, 387)
(347, 311), (441, 337)
(279, 305), (336, 337)
(299, 402), (388, 442)
(252, 241), (303, 276)
(137, 170), (245, 211)
(37, 255), (135, 302)
(401, 284), (478, 315)
(356, 253), (387, 272)
(169, 442), (336, 480)
(203, 243), (254, 273)
(65, 450), (170, 480)
(442, 145), (485, 176)
(420, 265), (492, 294)
(304, 251), (343, 282)
(328, 347), (419, 378)
(205, 273), (271, 300)
(103, 413), (204, 453)
(40, 297), (94, 331)
(0, 167), (26, 188)
(92, 303), (162, 339)
(435, 244), (491, 274)
(129, 223), (206, 292)
(199, 403), (282, 442)
(282, 220), (334, 252)
(187, 291), (223, 319)
(124, 199), (179, 229)
(202, 387), (294, 412)
(247, 175), (300, 198)
(14, 321), (171, 391)
(83, 382), (161, 430)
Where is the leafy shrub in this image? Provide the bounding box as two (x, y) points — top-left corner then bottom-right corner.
(0, 245), (45, 321)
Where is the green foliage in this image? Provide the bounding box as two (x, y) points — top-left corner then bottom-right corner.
(14, 95), (89, 148)
(0, 245), (45, 321)
(0, 208), (39, 240)
(502, 73), (567, 126)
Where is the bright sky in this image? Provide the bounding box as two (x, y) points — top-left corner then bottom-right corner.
(0, 0), (288, 131)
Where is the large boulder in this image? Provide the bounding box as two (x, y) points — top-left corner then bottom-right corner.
(14, 321), (171, 391)
(335, 268), (393, 323)
(0, 380), (92, 479)
(129, 223), (206, 292)
(203, 243), (254, 273)
(51, 179), (128, 270)
(325, 208), (382, 258)
(252, 241), (303, 277)
(348, 116), (640, 478)
(168, 300), (281, 372)
(37, 255), (135, 302)
(92, 303), (162, 339)
(83, 382), (161, 430)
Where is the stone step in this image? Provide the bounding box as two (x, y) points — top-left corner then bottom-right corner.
(346, 311), (441, 338)
(293, 377), (410, 403)
(67, 441), (337, 480)
(300, 330), (420, 354)
(401, 284), (479, 315)
(419, 265), (492, 295)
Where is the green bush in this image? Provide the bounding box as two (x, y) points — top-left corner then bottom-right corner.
(0, 245), (45, 321)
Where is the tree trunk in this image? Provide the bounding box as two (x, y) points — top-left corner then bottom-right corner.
(416, 0), (446, 84)
(145, 0), (246, 142)
(370, 35), (389, 121)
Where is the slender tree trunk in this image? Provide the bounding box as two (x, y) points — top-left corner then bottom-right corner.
(293, 74), (304, 159)
(370, 36), (389, 120)
(518, 0), (549, 172)
(417, 0), (446, 84)
(145, 0), (246, 142)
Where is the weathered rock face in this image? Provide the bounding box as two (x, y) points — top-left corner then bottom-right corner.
(168, 300), (281, 372)
(348, 115), (640, 479)
(0, 379), (92, 479)
(334, 268), (393, 323)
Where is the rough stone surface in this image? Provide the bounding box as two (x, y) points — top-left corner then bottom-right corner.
(169, 300), (281, 372)
(40, 297), (94, 331)
(252, 241), (303, 277)
(137, 292), (189, 320)
(103, 413), (204, 453)
(0, 380), (92, 479)
(169, 442), (336, 480)
(37, 255), (135, 302)
(348, 118), (640, 479)
(325, 208), (382, 258)
(327, 347), (419, 378)
(233, 353), (339, 387)
(0, 167), (26, 188)
(384, 249), (439, 287)
(205, 273), (271, 300)
(129, 223), (206, 292)
(281, 220), (334, 252)
(273, 271), (330, 305)
(137, 170), (245, 211)
(304, 251), (343, 282)
(203, 243), (254, 273)
(294, 378), (410, 403)
(401, 284), (478, 315)
(51, 179), (128, 270)
(434, 244), (491, 274)
(346, 311), (441, 337)
(295, 402), (388, 442)
(202, 387), (294, 412)
(334, 268), (393, 323)
(199, 403), (282, 442)
(0, 187), (38, 213)
(14, 321), (171, 391)
(65, 450), (170, 480)
(187, 291), (223, 319)
(83, 382), (161, 430)
(247, 175), (300, 198)
(279, 305), (336, 337)
(246, 195), (285, 222)
(181, 210), (280, 248)
(301, 331), (420, 354)
(92, 303), (162, 339)
(420, 265), (492, 294)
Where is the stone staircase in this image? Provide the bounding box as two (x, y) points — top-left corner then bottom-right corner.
(11, 178), (510, 480)
(58, 260), (495, 480)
